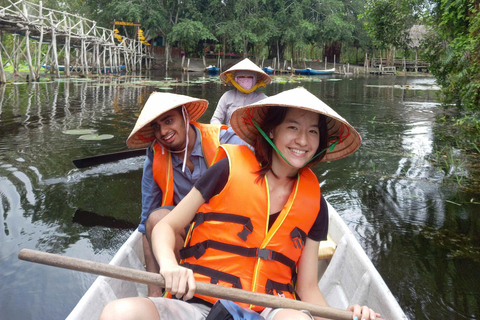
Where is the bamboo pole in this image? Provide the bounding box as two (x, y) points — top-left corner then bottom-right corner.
(83, 39), (89, 75)
(18, 249), (387, 320)
(34, 1), (44, 80)
(13, 34), (19, 75)
(0, 31), (5, 84)
(102, 46), (106, 74)
(48, 12), (60, 78)
(64, 16), (71, 77)
(22, 2), (36, 81)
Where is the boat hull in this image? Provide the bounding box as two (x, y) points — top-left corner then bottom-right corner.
(67, 200), (407, 320)
(294, 68), (335, 75)
(262, 67), (274, 74)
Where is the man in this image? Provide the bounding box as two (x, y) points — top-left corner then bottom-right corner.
(126, 92), (247, 296)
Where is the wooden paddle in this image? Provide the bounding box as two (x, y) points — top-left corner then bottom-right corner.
(18, 249), (385, 320)
(72, 148), (146, 168)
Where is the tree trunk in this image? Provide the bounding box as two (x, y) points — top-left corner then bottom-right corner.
(165, 40), (170, 71)
(324, 41), (342, 64)
(243, 36), (248, 58)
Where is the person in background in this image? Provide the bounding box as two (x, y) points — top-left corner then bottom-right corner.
(126, 92), (247, 297)
(101, 87), (380, 320)
(210, 58), (271, 126)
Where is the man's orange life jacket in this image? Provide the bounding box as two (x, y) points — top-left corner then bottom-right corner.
(152, 122), (228, 206)
(180, 144), (321, 311)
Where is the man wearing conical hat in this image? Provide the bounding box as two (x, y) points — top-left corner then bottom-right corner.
(126, 92), (247, 296)
(210, 58), (271, 126)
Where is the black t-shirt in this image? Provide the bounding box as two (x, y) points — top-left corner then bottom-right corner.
(194, 158), (328, 241)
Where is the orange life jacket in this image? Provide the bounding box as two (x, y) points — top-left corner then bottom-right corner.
(180, 144), (321, 311)
(152, 122), (228, 206)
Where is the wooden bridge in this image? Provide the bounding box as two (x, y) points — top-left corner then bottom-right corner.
(0, 0), (152, 82)
(371, 58), (429, 72)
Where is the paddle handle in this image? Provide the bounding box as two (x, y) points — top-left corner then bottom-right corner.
(18, 249), (382, 320)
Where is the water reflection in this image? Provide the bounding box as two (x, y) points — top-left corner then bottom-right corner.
(0, 74), (479, 320)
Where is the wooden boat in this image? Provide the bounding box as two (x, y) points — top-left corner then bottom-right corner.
(41, 65), (83, 72)
(294, 67), (335, 75)
(262, 66), (274, 74)
(66, 200), (407, 320)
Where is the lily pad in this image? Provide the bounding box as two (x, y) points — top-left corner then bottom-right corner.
(78, 134), (114, 140)
(63, 129), (97, 135)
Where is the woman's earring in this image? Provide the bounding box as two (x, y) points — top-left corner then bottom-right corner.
(269, 131), (273, 139)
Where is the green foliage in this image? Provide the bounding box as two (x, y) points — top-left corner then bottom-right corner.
(0, 0), (377, 63)
(423, 0), (480, 111)
(168, 19), (216, 50)
(361, 0), (419, 49)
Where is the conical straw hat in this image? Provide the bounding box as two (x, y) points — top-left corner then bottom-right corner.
(220, 58), (272, 86)
(230, 87), (361, 162)
(126, 92), (208, 149)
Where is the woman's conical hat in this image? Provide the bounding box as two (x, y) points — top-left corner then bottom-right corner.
(230, 87), (361, 162)
(220, 58), (272, 86)
(126, 92), (208, 149)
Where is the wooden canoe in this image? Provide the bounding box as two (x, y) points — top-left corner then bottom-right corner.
(66, 200), (407, 320)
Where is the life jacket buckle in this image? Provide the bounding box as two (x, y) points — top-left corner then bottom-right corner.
(257, 248), (273, 261)
(237, 220), (253, 241)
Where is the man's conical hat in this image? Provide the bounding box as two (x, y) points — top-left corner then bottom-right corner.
(126, 92), (208, 148)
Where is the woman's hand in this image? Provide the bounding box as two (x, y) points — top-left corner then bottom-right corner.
(347, 305), (381, 320)
(160, 263), (196, 301)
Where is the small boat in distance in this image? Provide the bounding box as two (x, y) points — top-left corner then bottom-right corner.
(42, 65), (126, 73)
(205, 65), (219, 74)
(262, 66), (274, 74)
(41, 65), (83, 72)
(66, 199), (407, 320)
(294, 67), (335, 75)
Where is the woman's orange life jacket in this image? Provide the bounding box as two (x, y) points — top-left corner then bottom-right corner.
(180, 144), (321, 311)
(152, 122), (228, 206)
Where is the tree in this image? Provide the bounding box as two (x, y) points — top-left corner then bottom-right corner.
(423, 0), (480, 110)
(168, 19), (216, 54)
(361, 0), (422, 64)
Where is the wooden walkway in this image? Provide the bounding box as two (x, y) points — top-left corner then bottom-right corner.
(371, 58), (429, 72)
(0, 0), (152, 82)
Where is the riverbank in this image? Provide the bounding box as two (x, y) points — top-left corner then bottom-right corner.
(152, 56), (434, 76)
(1, 56), (432, 83)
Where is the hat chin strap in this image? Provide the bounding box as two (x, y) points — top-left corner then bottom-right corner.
(251, 118), (339, 168)
(226, 73), (266, 94)
(159, 106), (190, 173)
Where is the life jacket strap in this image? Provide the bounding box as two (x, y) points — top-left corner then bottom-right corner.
(265, 279), (296, 297)
(182, 262), (243, 289)
(180, 240), (296, 276)
(191, 212), (254, 241)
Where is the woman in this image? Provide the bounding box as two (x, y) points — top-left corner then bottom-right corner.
(100, 87), (378, 320)
(210, 58), (271, 126)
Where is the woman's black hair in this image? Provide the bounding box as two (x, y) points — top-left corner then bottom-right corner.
(254, 106), (328, 178)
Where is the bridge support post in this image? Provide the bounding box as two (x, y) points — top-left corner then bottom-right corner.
(0, 32), (6, 84)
